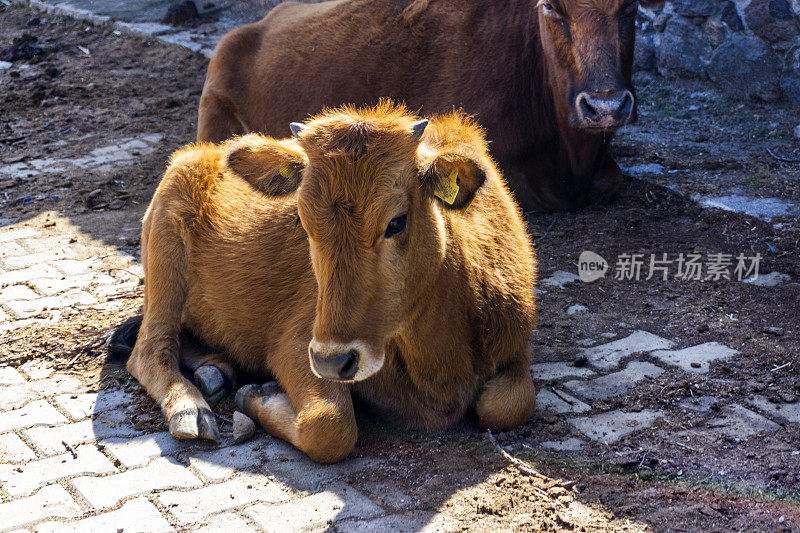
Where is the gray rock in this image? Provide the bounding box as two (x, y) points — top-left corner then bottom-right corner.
(671, 0), (718, 17)
(708, 35), (781, 101)
(634, 31), (656, 72)
(744, 0), (800, 44)
(566, 304), (588, 316)
(703, 18), (728, 47)
(781, 46), (800, 105)
(794, 123), (800, 138)
(232, 411), (256, 444)
(657, 17), (714, 78)
(720, 1), (743, 31)
(744, 271), (792, 287)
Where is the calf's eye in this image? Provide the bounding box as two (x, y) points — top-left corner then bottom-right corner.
(539, 1), (561, 18)
(384, 213), (407, 239)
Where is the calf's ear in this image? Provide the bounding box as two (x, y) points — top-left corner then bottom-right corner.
(224, 134), (306, 196)
(421, 154), (486, 211)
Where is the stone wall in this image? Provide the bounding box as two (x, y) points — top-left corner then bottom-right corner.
(636, 0), (800, 105)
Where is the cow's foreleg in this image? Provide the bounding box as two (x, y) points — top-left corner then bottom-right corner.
(589, 152), (624, 204)
(475, 357), (537, 431)
(236, 352), (357, 463)
(127, 211), (220, 441)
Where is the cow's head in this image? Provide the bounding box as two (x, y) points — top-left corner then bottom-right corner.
(225, 104), (491, 382)
(536, 0), (664, 130)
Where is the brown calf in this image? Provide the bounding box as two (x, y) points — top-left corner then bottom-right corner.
(126, 103), (537, 463)
(198, 0), (665, 211)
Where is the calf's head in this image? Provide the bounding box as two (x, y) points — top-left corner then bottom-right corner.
(225, 105), (492, 382)
(536, 0), (664, 130)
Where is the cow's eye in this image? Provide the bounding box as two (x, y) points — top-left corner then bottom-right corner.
(384, 213), (407, 239)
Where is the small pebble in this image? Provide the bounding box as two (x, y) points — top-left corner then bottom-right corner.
(233, 410), (256, 444)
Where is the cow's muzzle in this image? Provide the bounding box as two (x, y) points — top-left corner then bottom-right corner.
(308, 338), (383, 382)
(574, 90), (634, 130)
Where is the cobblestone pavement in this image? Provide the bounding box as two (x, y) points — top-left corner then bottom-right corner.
(1, 209), (797, 530)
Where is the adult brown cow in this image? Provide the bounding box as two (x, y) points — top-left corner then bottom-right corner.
(123, 103), (537, 463)
(198, 0), (664, 211)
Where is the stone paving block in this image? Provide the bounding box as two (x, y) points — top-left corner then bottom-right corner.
(196, 513), (258, 533)
(0, 444), (116, 498)
(0, 162), (37, 178)
(0, 227), (37, 243)
(158, 473), (291, 524)
(679, 395), (720, 413)
(22, 236), (70, 254)
(0, 307), (10, 322)
(30, 277), (93, 297)
(71, 456), (203, 509)
(536, 389), (592, 414)
(748, 396), (800, 424)
(706, 404), (782, 439)
(101, 431), (183, 468)
(540, 270), (581, 289)
(266, 455), (385, 493)
(530, 362), (596, 382)
(5, 290), (98, 318)
(564, 361), (664, 401)
(35, 497), (174, 533)
(0, 374), (83, 411)
(0, 383), (40, 411)
(650, 342), (738, 373)
(24, 417), (142, 456)
(19, 360), (54, 380)
(0, 284), (39, 302)
(0, 365), (26, 385)
(0, 432), (37, 463)
(581, 331), (675, 371)
(3, 249), (77, 270)
(0, 484), (82, 530)
(337, 512), (457, 533)
(0, 242), (28, 258)
(541, 437), (585, 452)
(0, 264), (62, 288)
(569, 409), (662, 443)
(245, 483), (384, 532)
(0, 400), (67, 432)
(49, 259), (93, 277)
(188, 438), (299, 482)
(54, 389), (135, 420)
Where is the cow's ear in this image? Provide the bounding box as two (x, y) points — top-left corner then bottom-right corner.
(421, 154), (486, 211)
(224, 134), (306, 196)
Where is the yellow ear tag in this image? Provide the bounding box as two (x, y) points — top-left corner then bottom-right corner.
(434, 169), (459, 205)
(278, 164), (292, 178)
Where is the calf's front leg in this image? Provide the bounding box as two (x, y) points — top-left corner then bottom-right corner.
(127, 210), (219, 441)
(236, 347), (357, 464)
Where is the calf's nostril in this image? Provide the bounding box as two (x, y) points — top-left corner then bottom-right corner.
(338, 349), (359, 380)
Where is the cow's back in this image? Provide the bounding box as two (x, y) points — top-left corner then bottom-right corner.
(201, 0), (538, 164)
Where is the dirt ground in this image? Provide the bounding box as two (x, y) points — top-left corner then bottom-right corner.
(1, 4), (800, 531)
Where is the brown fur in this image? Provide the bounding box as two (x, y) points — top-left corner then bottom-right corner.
(127, 103), (537, 463)
(197, 0), (665, 212)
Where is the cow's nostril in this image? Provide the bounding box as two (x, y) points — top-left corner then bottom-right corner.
(617, 92), (633, 120)
(578, 94), (598, 119)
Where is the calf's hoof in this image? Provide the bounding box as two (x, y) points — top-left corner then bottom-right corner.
(169, 406), (220, 441)
(193, 365), (233, 405)
(235, 382), (282, 411)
